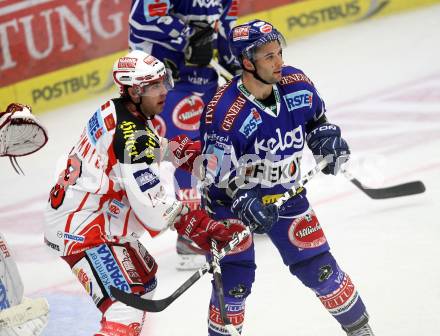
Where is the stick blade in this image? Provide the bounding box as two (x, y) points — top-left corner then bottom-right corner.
(110, 286), (169, 312)
(355, 180), (426, 199)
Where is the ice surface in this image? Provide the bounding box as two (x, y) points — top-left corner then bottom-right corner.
(1, 4), (439, 335)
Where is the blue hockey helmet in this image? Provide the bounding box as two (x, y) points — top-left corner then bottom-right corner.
(229, 20), (286, 63)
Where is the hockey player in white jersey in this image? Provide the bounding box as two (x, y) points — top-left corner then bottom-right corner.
(129, 0), (241, 271)
(0, 103), (49, 335)
(44, 50), (246, 336)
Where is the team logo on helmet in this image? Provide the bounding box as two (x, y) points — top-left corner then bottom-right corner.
(252, 21), (265, 27)
(144, 55), (159, 65)
(233, 26), (250, 41)
(260, 24), (273, 33)
(118, 57), (137, 69)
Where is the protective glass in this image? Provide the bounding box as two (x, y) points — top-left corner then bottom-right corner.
(139, 69), (174, 97)
(250, 36), (287, 62)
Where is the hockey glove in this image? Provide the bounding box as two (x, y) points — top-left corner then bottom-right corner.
(165, 134), (201, 175)
(185, 22), (215, 67)
(231, 190), (279, 234)
(221, 59), (242, 77)
(0, 103), (48, 157)
(306, 123), (350, 175)
(173, 209), (247, 252)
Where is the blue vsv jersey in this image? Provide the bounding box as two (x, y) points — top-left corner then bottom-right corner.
(200, 65), (326, 219)
(129, 0), (238, 94)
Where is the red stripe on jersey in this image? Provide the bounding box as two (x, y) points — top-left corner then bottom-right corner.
(66, 215), (107, 255)
(122, 208), (132, 237)
(78, 134), (88, 152)
(82, 143), (91, 157)
(88, 149), (96, 163)
(133, 212), (161, 238)
(65, 192), (90, 234)
(101, 101), (111, 111)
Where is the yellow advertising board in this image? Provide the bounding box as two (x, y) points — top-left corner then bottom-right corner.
(238, 0), (440, 41)
(1, 0), (439, 114)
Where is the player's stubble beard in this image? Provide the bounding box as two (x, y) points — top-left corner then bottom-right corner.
(139, 95), (165, 120)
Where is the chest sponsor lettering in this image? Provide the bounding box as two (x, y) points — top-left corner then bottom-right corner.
(254, 125), (304, 155)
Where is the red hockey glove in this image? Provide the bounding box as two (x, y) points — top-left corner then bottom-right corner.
(173, 210), (247, 252)
(166, 134), (201, 174)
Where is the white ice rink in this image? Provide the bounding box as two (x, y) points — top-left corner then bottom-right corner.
(1, 4), (440, 335)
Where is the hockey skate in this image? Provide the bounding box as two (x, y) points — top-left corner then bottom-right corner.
(345, 323), (375, 336)
(176, 235), (207, 271)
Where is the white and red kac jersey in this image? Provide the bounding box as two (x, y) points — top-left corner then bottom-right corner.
(44, 98), (180, 256)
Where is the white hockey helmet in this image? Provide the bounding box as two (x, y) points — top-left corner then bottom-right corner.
(113, 50), (173, 96)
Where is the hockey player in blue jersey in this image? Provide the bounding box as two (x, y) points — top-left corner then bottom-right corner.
(199, 20), (375, 335)
(129, 0), (240, 270)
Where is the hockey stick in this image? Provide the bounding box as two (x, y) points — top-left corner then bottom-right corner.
(0, 297), (49, 329)
(210, 59), (234, 81)
(341, 168), (426, 199)
(209, 59), (427, 200)
(110, 160), (328, 312)
(210, 240), (241, 336)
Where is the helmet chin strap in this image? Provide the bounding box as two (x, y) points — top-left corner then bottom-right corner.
(245, 60), (271, 85)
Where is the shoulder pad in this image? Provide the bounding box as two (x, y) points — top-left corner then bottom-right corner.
(85, 100), (117, 146)
(113, 100), (161, 165)
(279, 66), (314, 87)
(219, 93), (247, 132)
(204, 80), (235, 126)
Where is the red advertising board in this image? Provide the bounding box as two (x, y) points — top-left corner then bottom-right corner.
(0, 0), (129, 86)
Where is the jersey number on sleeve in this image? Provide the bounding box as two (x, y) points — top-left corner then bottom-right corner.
(49, 154), (82, 209)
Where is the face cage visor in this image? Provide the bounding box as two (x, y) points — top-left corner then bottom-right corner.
(243, 32), (286, 62)
(136, 68), (174, 97)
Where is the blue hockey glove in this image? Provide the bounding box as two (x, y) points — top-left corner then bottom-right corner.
(306, 123), (350, 175)
(231, 190), (279, 234)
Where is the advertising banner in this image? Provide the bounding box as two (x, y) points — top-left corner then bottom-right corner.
(238, 0), (440, 41)
(0, 0), (128, 112)
(1, 0), (439, 113)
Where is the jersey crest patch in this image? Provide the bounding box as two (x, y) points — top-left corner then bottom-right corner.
(239, 108), (262, 138)
(104, 114), (116, 131)
(107, 199), (126, 218)
(283, 90), (313, 112)
(133, 168), (160, 192)
(87, 110), (106, 145)
(144, 0), (169, 19)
